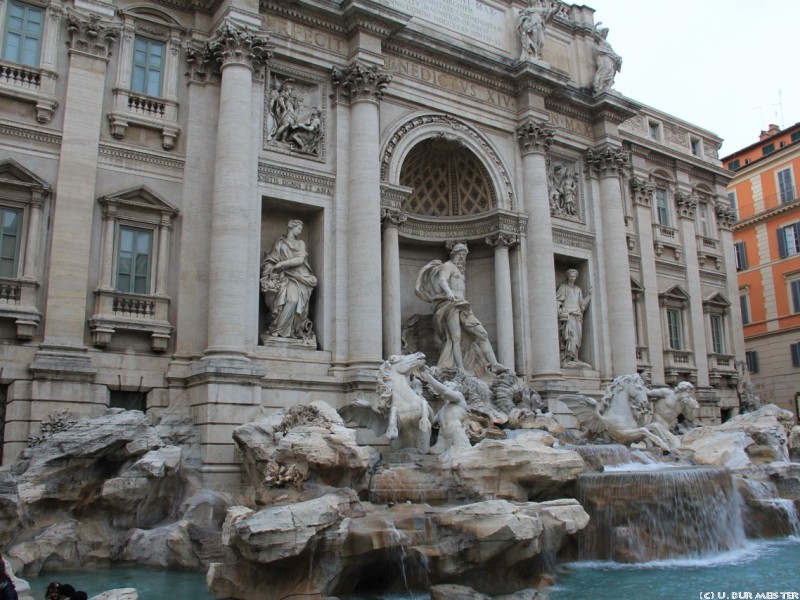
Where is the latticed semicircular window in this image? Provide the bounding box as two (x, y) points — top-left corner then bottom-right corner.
(399, 138), (497, 217)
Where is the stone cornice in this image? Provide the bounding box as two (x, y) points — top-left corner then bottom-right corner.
(383, 44), (517, 99)
(380, 183), (413, 211)
(258, 162), (336, 196)
(65, 9), (120, 59)
(552, 226), (595, 250)
(584, 145), (630, 178)
(517, 119), (555, 156)
(341, 1), (410, 38)
(510, 60), (569, 98)
(730, 198), (800, 230)
(399, 209), (527, 243)
(262, 2), (347, 36)
(331, 62), (391, 104)
(0, 120), (61, 146)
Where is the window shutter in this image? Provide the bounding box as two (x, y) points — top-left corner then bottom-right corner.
(792, 281), (800, 314)
(792, 343), (800, 368)
(778, 227), (788, 258)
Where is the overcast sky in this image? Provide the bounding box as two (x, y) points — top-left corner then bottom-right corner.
(584, 0), (800, 158)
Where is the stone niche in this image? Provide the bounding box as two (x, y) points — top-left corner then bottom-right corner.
(554, 258), (594, 370)
(258, 199), (324, 349)
(263, 67), (327, 161)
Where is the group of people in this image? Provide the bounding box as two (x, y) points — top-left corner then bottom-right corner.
(0, 557), (90, 600)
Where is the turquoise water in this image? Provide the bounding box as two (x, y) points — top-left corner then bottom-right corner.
(27, 566), (213, 599)
(23, 540), (800, 600)
(550, 538), (800, 600)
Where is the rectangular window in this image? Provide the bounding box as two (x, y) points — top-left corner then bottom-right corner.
(745, 350), (759, 374)
(667, 308), (683, 350)
(131, 36), (165, 97)
(791, 279), (800, 314)
(655, 188), (670, 226)
(778, 223), (800, 258)
(691, 137), (702, 157)
(792, 131), (800, 144)
(649, 121), (661, 141)
(792, 343), (800, 368)
(734, 241), (748, 270)
(0, 206), (22, 278)
(728, 191), (738, 220)
(2, 1), (44, 66)
(762, 143), (775, 156)
(740, 293), (750, 325)
(728, 160), (741, 171)
(116, 226), (153, 294)
(778, 168), (795, 203)
(710, 314), (725, 354)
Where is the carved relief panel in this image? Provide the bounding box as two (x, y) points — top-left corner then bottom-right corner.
(547, 156), (584, 222)
(264, 68), (327, 161)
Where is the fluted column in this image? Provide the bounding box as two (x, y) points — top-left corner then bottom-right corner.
(381, 208), (406, 358)
(332, 63), (392, 371)
(586, 145), (637, 374)
(516, 119), (561, 378)
(204, 24), (272, 359)
(487, 233), (518, 371)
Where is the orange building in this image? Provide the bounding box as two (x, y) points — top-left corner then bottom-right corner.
(725, 123), (800, 415)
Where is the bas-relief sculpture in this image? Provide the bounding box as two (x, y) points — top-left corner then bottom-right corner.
(266, 77), (323, 155)
(556, 268), (590, 367)
(415, 243), (508, 380)
(516, 0), (560, 61)
(591, 22), (622, 94)
(260, 219), (317, 345)
(549, 161), (579, 218)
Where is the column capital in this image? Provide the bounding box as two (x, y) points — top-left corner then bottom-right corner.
(676, 191), (697, 220)
(380, 207), (407, 228)
(715, 202), (736, 231)
(516, 119), (555, 156)
(486, 233), (519, 249)
(584, 144), (630, 179)
(331, 62), (392, 105)
(631, 177), (655, 207)
(65, 9), (119, 59)
(207, 23), (273, 71)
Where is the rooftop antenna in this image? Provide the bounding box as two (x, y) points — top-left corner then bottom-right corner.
(772, 89), (784, 129)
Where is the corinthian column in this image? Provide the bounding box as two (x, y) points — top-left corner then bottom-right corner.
(381, 208), (406, 358)
(516, 119), (561, 379)
(205, 24), (272, 359)
(332, 63), (392, 371)
(486, 233), (518, 371)
(585, 145), (637, 374)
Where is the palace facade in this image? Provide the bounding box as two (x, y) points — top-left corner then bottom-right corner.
(0, 0), (742, 482)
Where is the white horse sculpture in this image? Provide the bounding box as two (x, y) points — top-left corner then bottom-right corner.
(559, 373), (678, 451)
(339, 353), (434, 453)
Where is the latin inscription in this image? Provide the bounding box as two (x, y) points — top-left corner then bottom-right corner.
(382, 0), (507, 50)
(264, 15), (346, 55)
(548, 112), (593, 139)
(385, 56), (515, 110)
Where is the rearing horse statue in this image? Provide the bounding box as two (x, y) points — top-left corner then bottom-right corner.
(559, 373), (678, 451)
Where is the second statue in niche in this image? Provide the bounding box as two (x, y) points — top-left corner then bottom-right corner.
(261, 219), (318, 346)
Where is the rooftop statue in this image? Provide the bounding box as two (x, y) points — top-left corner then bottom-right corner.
(415, 243), (508, 379)
(559, 373), (678, 451)
(339, 353), (434, 453)
(517, 0), (559, 61)
(591, 22), (622, 94)
(261, 219), (318, 344)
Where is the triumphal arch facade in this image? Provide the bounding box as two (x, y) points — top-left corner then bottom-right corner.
(0, 0), (742, 484)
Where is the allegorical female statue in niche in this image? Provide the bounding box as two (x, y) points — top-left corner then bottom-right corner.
(260, 220), (317, 343)
(556, 268), (591, 366)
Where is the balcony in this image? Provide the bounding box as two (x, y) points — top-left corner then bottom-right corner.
(89, 289), (172, 351)
(708, 353), (737, 386)
(663, 348), (697, 385)
(696, 235), (722, 270)
(652, 223), (682, 260)
(108, 88), (180, 150)
(0, 277), (41, 340)
(0, 59), (58, 123)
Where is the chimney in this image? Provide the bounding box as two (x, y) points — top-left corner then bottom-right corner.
(759, 124), (781, 140)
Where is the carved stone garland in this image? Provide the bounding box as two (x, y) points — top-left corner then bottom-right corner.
(65, 10), (119, 58)
(331, 63), (392, 104)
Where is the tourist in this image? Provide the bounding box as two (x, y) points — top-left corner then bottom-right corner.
(0, 558), (17, 600)
(45, 582), (60, 600)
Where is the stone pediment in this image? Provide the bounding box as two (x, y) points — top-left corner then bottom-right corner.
(0, 159), (51, 193)
(659, 285), (690, 305)
(98, 186), (178, 217)
(703, 292), (730, 310)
